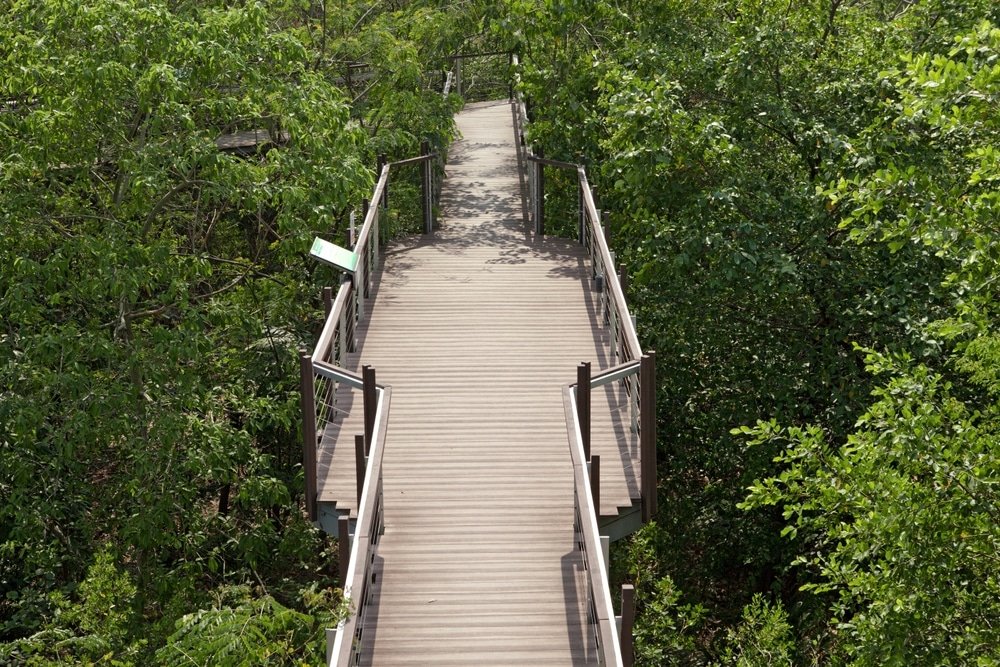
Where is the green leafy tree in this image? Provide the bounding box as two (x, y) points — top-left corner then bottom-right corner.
(742, 21), (1000, 665)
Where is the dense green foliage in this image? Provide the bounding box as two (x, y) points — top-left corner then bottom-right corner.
(5, 0), (999, 663)
(1, 0), (474, 662)
(506, 0), (1000, 663)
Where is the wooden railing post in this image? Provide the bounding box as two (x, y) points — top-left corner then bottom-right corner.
(577, 179), (585, 244)
(536, 147), (545, 236)
(640, 351), (657, 522)
(508, 51), (514, 101)
(377, 154), (388, 209)
(338, 515), (350, 581)
(355, 434), (366, 505)
(323, 286), (333, 322)
(621, 584), (635, 667)
(577, 362), (591, 460)
(590, 454), (601, 520)
(299, 350), (318, 521)
(421, 140), (432, 234)
(362, 365), (377, 453)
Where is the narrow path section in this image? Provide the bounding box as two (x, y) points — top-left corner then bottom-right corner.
(360, 100), (598, 665)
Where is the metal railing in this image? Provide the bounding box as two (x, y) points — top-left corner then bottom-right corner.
(326, 383), (391, 666)
(513, 52), (657, 667)
(512, 54), (657, 522)
(563, 385), (632, 667)
(298, 150), (442, 666)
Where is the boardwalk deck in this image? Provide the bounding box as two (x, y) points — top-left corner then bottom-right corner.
(317, 100), (638, 665)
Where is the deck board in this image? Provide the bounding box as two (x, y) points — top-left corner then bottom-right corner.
(317, 100), (638, 664)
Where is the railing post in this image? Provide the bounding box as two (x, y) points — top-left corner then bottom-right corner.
(455, 56), (462, 97)
(323, 286), (333, 322)
(577, 362), (591, 460)
(578, 179), (585, 245)
(355, 433), (366, 505)
(621, 584), (635, 667)
(508, 51), (514, 101)
(299, 350), (318, 522)
(377, 154), (387, 209)
(619, 263), (628, 300)
(535, 147), (545, 236)
(421, 139), (432, 234)
(590, 454), (601, 519)
(338, 515), (350, 582)
(640, 351), (657, 522)
(338, 275), (349, 364)
(363, 365), (377, 453)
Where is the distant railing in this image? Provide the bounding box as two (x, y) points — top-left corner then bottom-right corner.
(444, 50), (514, 102)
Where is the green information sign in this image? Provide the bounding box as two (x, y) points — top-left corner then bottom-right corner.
(310, 237), (357, 273)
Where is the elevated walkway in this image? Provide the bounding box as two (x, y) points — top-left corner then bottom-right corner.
(307, 97), (654, 666)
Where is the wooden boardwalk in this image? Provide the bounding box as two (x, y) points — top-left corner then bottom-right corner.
(318, 100), (638, 665)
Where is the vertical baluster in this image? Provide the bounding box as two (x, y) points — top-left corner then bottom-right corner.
(577, 362), (591, 460)
(610, 304), (618, 364)
(421, 139), (432, 234)
(640, 351), (657, 522)
(299, 350), (318, 522)
(590, 454), (601, 520)
(338, 277), (347, 364)
(630, 374), (639, 435)
(323, 286), (333, 322)
(355, 434), (366, 506)
(537, 149), (546, 236)
(363, 366), (377, 452)
(338, 515), (350, 581)
(621, 584), (635, 667)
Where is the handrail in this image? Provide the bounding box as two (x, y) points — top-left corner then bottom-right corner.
(578, 167), (643, 361)
(565, 386), (625, 667)
(304, 148), (443, 667)
(591, 359), (641, 388)
(512, 57), (642, 364)
(328, 385), (392, 666)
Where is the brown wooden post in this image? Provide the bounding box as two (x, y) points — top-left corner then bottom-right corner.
(590, 454), (601, 519)
(640, 351), (657, 521)
(355, 434), (366, 505)
(362, 365), (377, 453)
(323, 286), (333, 321)
(421, 140), (432, 234)
(299, 350), (318, 521)
(577, 362), (591, 460)
(621, 584), (636, 667)
(377, 154), (387, 209)
(578, 180), (585, 244)
(338, 515), (350, 582)
(536, 147), (545, 237)
(619, 263), (628, 301)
